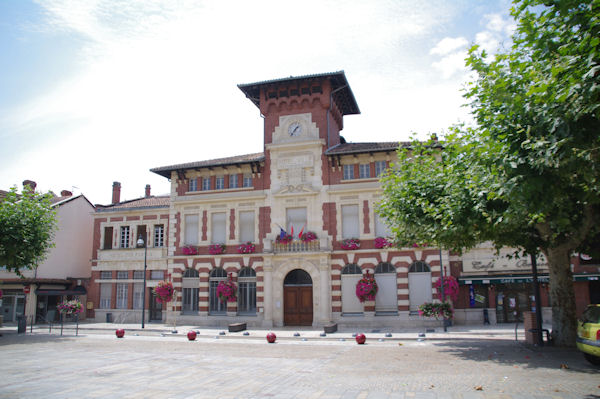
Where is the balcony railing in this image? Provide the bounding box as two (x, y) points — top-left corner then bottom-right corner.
(272, 239), (320, 254)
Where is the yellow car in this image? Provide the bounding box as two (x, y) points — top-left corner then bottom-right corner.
(577, 304), (600, 365)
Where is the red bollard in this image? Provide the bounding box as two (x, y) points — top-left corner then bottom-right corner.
(115, 329), (125, 338)
(266, 332), (276, 343)
(187, 330), (197, 341)
(355, 333), (366, 344)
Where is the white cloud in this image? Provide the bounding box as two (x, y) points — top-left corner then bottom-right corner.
(432, 50), (469, 79)
(475, 31), (500, 55)
(430, 37), (468, 56)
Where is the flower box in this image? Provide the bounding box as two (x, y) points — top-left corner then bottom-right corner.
(57, 300), (84, 314)
(300, 231), (317, 242)
(418, 302), (454, 319)
(341, 238), (360, 250)
(276, 234), (293, 244)
(237, 242), (256, 254)
(209, 243), (225, 255)
(374, 237), (393, 249)
(434, 276), (459, 301)
(182, 246), (198, 255)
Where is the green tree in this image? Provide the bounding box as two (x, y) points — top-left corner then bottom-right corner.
(379, 0), (599, 346)
(0, 186), (57, 277)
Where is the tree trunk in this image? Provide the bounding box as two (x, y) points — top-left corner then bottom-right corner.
(545, 246), (577, 347)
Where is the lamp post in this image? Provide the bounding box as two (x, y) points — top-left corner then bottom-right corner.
(137, 235), (148, 329)
(439, 247), (447, 332)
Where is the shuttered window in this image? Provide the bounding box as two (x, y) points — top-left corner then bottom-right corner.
(211, 212), (226, 244)
(184, 215), (199, 245)
(341, 205), (359, 239)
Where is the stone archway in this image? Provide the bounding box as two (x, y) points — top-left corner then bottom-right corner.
(283, 269), (313, 326)
(271, 258), (321, 327)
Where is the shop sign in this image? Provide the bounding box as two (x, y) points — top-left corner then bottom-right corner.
(462, 247), (548, 273)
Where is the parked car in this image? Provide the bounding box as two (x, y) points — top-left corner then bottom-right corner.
(577, 304), (600, 365)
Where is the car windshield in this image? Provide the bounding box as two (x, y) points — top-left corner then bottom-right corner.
(581, 306), (600, 323)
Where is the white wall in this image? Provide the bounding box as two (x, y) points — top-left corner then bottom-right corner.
(36, 196), (94, 279)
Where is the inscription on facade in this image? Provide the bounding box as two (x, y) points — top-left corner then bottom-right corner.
(463, 248), (548, 273)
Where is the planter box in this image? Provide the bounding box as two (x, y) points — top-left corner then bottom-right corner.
(228, 322), (247, 332)
(324, 323), (337, 334)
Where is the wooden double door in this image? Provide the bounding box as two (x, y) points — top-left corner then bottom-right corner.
(284, 286), (313, 326)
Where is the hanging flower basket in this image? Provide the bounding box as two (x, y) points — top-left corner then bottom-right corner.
(341, 238), (360, 250)
(57, 299), (84, 314)
(217, 274), (237, 303)
(182, 245), (198, 255)
(418, 302), (453, 319)
(355, 271), (378, 302)
(300, 231), (318, 242)
(434, 275), (459, 301)
(153, 281), (174, 303)
(374, 237), (394, 249)
(209, 243), (225, 255)
(276, 234), (293, 244)
(237, 242), (256, 254)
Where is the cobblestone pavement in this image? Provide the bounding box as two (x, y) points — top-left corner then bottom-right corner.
(1, 329), (599, 399)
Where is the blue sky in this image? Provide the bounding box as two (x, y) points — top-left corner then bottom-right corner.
(0, 0), (515, 204)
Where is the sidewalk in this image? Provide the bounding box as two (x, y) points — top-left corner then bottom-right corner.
(1, 320), (548, 342)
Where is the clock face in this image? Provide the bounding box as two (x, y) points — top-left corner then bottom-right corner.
(288, 122), (302, 137)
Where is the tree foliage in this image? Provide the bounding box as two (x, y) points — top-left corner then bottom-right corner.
(379, 0), (599, 346)
(0, 186), (57, 277)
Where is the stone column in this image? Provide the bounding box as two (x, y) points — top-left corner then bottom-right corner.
(319, 257), (331, 324)
(262, 260), (273, 327)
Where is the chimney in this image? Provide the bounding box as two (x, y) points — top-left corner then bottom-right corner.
(22, 180), (37, 192)
(112, 181), (121, 204)
(60, 190), (73, 197)
(145, 184), (151, 198)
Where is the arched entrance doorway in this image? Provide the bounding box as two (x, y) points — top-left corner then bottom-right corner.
(283, 269), (313, 326)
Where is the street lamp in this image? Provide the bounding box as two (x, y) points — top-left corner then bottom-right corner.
(137, 235), (148, 329)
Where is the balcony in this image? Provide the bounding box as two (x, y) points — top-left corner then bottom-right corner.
(270, 239), (324, 254)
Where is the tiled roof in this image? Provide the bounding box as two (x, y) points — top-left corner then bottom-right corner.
(238, 71), (360, 116)
(151, 152), (265, 178)
(324, 142), (410, 155)
(96, 195), (170, 212)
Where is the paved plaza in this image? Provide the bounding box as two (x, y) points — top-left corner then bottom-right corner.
(0, 324), (599, 399)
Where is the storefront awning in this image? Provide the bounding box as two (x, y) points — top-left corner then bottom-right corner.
(35, 286), (87, 296)
(459, 274), (600, 285)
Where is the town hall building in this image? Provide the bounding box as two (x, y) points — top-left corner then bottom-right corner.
(87, 71), (599, 329)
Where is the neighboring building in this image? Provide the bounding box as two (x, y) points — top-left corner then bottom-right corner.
(453, 243), (600, 325)
(88, 183), (170, 324)
(87, 71), (599, 328)
(0, 181), (95, 324)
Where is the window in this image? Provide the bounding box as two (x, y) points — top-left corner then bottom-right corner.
(202, 177), (211, 191)
(100, 271), (112, 279)
(243, 174), (252, 188)
(211, 212), (226, 244)
(182, 269), (199, 313)
(103, 227), (113, 249)
(151, 271), (164, 280)
(215, 176), (224, 190)
(184, 215), (199, 245)
(343, 164), (354, 180)
(359, 164), (370, 179)
(154, 225), (164, 247)
(189, 178), (197, 191)
(120, 226), (130, 248)
(229, 174), (238, 189)
(341, 264), (362, 314)
(286, 207), (307, 237)
(133, 270), (144, 279)
(117, 271), (128, 279)
(209, 268), (227, 314)
(239, 211), (255, 243)
(375, 213), (392, 237)
(100, 284), (111, 309)
(408, 261), (432, 312)
(375, 161), (387, 177)
(341, 204), (359, 239)
(116, 283), (128, 309)
(238, 267), (256, 314)
(133, 283), (144, 309)
(375, 262), (397, 313)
